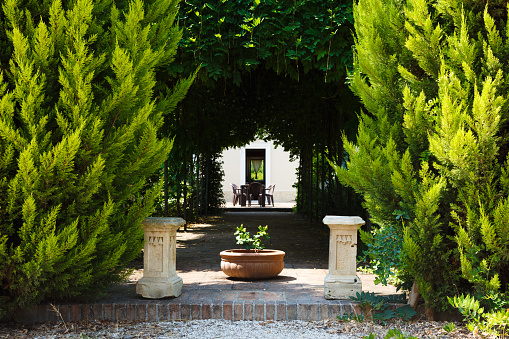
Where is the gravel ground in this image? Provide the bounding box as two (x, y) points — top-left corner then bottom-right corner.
(0, 319), (483, 338)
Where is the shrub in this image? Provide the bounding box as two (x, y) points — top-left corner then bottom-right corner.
(334, 0), (509, 312)
(0, 0), (194, 318)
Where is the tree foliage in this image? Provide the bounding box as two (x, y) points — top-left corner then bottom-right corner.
(171, 0), (353, 83)
(0, 0), (193, 317)
(335, 0), (509, 311)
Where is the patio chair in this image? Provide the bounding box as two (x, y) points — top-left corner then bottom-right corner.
(265, 184), (275, 206)
(231, 183), (244, 206)
(247, 182), (264, 206)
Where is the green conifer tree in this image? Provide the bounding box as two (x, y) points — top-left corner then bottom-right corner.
(0, 0), (194, 318)
(334, 0), (509, 313)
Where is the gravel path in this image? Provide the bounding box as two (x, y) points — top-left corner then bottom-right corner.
(0, 319), (480, 338)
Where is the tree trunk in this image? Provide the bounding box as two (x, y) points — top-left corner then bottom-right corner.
(176, 169), (181, 217)
(308, 149), (313, 221)
(314, 149), (318, 220)
(199, 153), (204, 216)
(425, 302), (435, 321)
(297, 154), (303, 213)
(321, 145), (326, 219)
(183, 155), (188, 231)
(164, 159), (169, 217)
(205, 155), (210, 216)
(407, 280), (420, 309)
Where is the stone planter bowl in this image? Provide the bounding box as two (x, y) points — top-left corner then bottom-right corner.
(220, 249), (285, 279)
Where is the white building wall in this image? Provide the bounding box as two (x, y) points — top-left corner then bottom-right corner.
(222, 146), (242, 201)
(270, 145), (298, 202)
(222, 140), (298, 203)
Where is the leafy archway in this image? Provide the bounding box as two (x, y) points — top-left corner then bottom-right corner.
(160, 0), (365, 221)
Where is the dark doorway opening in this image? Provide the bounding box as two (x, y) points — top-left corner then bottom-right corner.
(246, 149), (265, 186)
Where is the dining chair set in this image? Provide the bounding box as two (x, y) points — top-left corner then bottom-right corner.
(231, 182), (275, 207)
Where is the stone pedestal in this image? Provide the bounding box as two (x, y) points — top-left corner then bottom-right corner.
(323, 216), (365, 300)
(136, 217), (185, 299)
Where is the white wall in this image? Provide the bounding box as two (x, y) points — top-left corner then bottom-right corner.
(222, 140), (298, 203)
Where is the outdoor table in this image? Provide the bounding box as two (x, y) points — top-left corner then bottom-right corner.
(240, 184), (266, 207)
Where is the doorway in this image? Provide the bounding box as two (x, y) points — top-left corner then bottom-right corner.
(245, 149), (265, 186)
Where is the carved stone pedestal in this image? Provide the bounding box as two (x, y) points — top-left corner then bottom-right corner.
(323, 216), (365, 300)
(136, 217), (185, 299)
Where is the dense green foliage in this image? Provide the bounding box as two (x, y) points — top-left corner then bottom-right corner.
(349, 292), (416, 324)
(335, 0), (509, 312)
(172, 0), (353, 83)
(0, 0), (193, 317)
(359, 223), (404, 286)
(449, 293), (509, 336)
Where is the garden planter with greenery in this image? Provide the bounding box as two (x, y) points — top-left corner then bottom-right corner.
(220, 226), (285, 279)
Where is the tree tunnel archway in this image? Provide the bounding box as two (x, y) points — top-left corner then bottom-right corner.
(164, 66), (364, 221)
(159, 0), (366, 221)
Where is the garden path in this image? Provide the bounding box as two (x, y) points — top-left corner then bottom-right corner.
(95, 212), (400, 320)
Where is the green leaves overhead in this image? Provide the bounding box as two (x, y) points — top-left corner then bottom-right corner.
(171, 0), (353, 83)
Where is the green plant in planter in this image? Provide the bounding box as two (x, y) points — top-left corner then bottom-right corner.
(235, 225), (270, 251)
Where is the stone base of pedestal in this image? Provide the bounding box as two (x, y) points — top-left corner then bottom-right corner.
(136, 275), (183, 299)
(324, 274), (362, 300)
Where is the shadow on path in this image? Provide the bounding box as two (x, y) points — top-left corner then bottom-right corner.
(176, 212), (330, 272)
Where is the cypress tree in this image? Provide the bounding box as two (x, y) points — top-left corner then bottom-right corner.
(0, 0), (194, 317)
(335, 0), (509, 312)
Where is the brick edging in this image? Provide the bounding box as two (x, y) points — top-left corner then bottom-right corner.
(12, 301), (378, 323)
